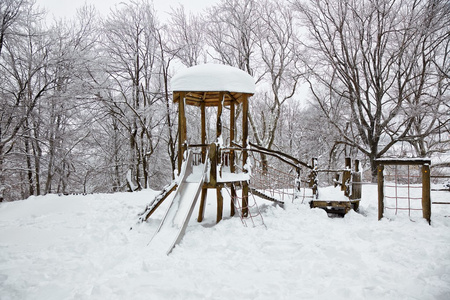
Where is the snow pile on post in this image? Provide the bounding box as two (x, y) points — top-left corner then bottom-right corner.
(171, 63), (255, 94)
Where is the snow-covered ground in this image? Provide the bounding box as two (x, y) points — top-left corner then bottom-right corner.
(1, 184), (449, 299)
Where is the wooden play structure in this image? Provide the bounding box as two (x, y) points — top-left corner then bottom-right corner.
(138, 64), (365, 253)
(309, 158), (362, 214)
(139, 64), (258, 230)
(173, 64), (254, 223)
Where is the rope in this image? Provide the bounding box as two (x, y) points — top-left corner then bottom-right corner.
(250, 152), (310, 203)
(383, 164), (424, 218)
(223, 183), (266, 228)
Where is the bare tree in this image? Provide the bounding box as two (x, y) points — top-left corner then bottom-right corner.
(205, 0), (259, 75)
(169, 5), (205, 67)
(40, 5), (100, 195)
(205, 0), (303, 173)
(100, 0), (165, 191)
(249, 0), (301, 166)
(0, 1), (55, 201)
(294, 0), (450, 181)
(399, 1), (450, 156)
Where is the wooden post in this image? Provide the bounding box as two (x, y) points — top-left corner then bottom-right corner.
(242, 96), (249, 216)
(197, 187), (208, 222)
(422, 164), (431, 224)
(351, 159), (362, 200)
(342, 157), (352, 197)
(350, 159), (361, 211)
(309, 158), (318, 198)
(178, 92), (187, 174)
(216, 186), (223, 223)
(377, 164), (384, 220)
(230, 100), (235, 173)
(201, 100), (206, 163)
(217, 92), (224, 140)
(242, 95), (248, 170)
(209, 143), (217, 186)
(295, 167), (301, 199)
(242, 181), (249, 217)
(230, 184), (236, 217)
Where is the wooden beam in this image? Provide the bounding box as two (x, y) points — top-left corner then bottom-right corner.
(249, 142), (312, 169)
(375, 158), (431, 165)
(143, 184), (177, 221)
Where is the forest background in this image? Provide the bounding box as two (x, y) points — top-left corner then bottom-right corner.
(0, 0), (448, 202)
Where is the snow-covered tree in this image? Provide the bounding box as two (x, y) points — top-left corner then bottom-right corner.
(99, 0), (166, 191)
(294, 0), (450, 181)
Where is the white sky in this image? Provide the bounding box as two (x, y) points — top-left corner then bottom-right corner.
(36, 0), (218, 20)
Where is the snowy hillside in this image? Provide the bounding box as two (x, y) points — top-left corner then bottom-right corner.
(1, 185), (449, 299)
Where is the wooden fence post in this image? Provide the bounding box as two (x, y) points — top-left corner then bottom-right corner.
(422, 164), (431, 224)
(377, 164), (384, 220)
(342, 157), (352, 196)
(351, 159), (362, 200)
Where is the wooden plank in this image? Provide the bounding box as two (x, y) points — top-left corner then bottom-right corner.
(310, 200), (352, 215)
(310, 200), (352, 208)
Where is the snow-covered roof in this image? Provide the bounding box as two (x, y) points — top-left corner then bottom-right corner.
(171, 63), (255, 94)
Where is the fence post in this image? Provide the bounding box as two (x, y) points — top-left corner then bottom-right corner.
(309, 158), (318, 199)
(377, 164), (384, 220)
(295, 166), (301, 199)
(351, 159), (362, 200)
(422, 164), (431, 224)
(342, 157), (352, 196)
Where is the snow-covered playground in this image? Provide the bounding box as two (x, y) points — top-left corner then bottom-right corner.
(1, 184), (449, 299)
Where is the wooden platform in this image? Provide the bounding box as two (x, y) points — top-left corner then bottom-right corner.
(310, 199), (360, 215)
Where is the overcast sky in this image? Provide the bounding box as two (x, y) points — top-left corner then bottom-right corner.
(37, 0), (218, 19)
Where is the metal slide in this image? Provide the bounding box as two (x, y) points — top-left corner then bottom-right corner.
(148, 150), (208, 255)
